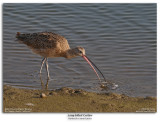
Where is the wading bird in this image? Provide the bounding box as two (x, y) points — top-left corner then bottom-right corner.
(16, 32), (106, 82)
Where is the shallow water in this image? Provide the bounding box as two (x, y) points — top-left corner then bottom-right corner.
(3, 3), (157, 97)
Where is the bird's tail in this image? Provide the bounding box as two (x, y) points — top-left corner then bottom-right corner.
(16, 32), (25, 41)
(16, 32), (25, 43)
(16, 32), (21, 38)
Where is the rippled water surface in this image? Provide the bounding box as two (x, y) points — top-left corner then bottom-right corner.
(3, 4), (157, 97)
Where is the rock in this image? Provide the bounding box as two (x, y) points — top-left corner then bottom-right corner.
(40, 93), (47, 98)
(145, 96), (155, 100)
(49, 91), (57, 96)
(106, 92), (122, 99)
(25, 103), (34, 106)
(57, 87), (73, 94)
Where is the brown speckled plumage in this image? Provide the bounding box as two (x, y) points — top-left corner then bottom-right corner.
(16, 32), (70, 57)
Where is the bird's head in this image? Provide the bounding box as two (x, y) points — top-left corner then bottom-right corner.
(74, 46), (86, 56)
(66, 46), (85, 58)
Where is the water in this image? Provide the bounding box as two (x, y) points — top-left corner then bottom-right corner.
(3, 3), (157, 97)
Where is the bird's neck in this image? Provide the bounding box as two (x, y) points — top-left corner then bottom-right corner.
(64, 48), (77, 59)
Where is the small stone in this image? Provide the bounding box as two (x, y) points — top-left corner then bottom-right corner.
(25, 103), (34, 106)
(49, 91), (57, 96)
(106, 92), (121, 99)
(67, 89), (74, 94)
(59, 87), (73, 94)
(145, 96), (155, 100)
(100, 84), (105, 88)
(40, 93), (47, 98)
(82, 92), (87, 95)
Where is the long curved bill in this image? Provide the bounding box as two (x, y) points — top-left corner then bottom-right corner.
(82, 55), (106, 82)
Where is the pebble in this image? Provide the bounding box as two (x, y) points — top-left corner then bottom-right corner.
(40, 93), (47, 98)
(25, 103), (34, 106)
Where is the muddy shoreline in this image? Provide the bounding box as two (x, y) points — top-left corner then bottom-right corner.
(3, 85), (157, 112)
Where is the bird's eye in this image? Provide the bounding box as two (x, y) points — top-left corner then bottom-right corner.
(79, 50), (82, 53)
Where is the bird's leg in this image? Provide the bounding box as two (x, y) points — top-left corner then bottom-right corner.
(45, 78), (49, 90)
(39, 73), (44, 90)
(45, 58), (50, 80)
(40, 58), (46, 74)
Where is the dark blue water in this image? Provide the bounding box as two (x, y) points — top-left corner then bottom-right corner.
(3, 3), (157, 97)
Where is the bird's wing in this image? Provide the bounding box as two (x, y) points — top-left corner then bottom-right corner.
(16, 32), (64, 49)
